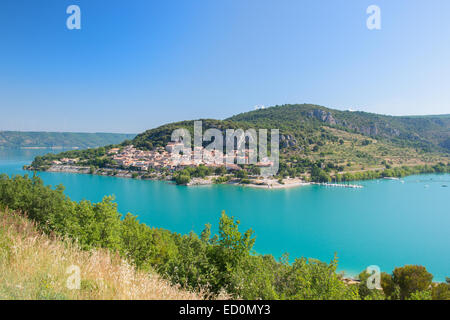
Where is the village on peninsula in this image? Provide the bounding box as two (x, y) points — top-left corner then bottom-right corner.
(26, 142), (308, 189)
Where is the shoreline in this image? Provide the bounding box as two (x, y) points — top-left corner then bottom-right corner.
(26, 164), (315, 190)
(25, 163), (449, 190)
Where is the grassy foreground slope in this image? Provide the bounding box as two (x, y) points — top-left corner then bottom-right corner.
(0, 209), (203, 300)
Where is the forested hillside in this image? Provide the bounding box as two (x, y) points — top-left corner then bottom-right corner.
(29, 104), (449, 184)
(227, 104), (450, 152)
(131, 104), (450, 153)
(129, 104), (450, 180)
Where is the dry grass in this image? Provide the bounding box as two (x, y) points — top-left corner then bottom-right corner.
(285, 126), (449, 171)
(0, 209), (206, 300)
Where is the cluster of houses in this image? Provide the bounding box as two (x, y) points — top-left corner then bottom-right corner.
(108, 145), (172, 171)
(49, 142), (273, 173)
(106, 143), (273, 172)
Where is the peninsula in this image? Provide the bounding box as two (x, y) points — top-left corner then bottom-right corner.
(26, 104), (450, 187)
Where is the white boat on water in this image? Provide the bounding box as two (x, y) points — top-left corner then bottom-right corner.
(383, 177), (400, 180)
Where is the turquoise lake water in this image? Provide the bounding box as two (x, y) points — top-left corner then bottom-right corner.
(1, 148), (449, 280)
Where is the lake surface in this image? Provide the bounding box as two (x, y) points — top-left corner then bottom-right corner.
(1, 148), (449, 281)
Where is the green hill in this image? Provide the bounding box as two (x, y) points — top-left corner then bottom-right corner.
(131, 104), (450, 153)
(126, 104), (450, 182)
(0, 131), (136, 149)
(28, 104), (449, 183)
(227, 104), (450, 152)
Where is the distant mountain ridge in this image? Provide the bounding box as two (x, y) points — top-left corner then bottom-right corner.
(0, 131), (136, 149)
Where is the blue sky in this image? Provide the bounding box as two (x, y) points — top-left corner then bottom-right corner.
(1, 0), (449, 133)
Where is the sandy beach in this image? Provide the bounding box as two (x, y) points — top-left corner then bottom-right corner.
(242, 178), (310, 189)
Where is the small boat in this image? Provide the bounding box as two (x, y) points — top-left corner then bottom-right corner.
(442, 185), (448, 188)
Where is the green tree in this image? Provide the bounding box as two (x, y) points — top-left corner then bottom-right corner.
(431, 282), (450, 300)
(381, 272), (397, 299)
(408, 290), (432, 300)
(387, 265), (433, 300)
(310, 166), (331, 183)
(235, 170), (248, 179)
(215, 166), (227, 176)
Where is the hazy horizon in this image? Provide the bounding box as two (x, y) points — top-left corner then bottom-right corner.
(1, 0), (450, 133)
(1, 104), (450, 134)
